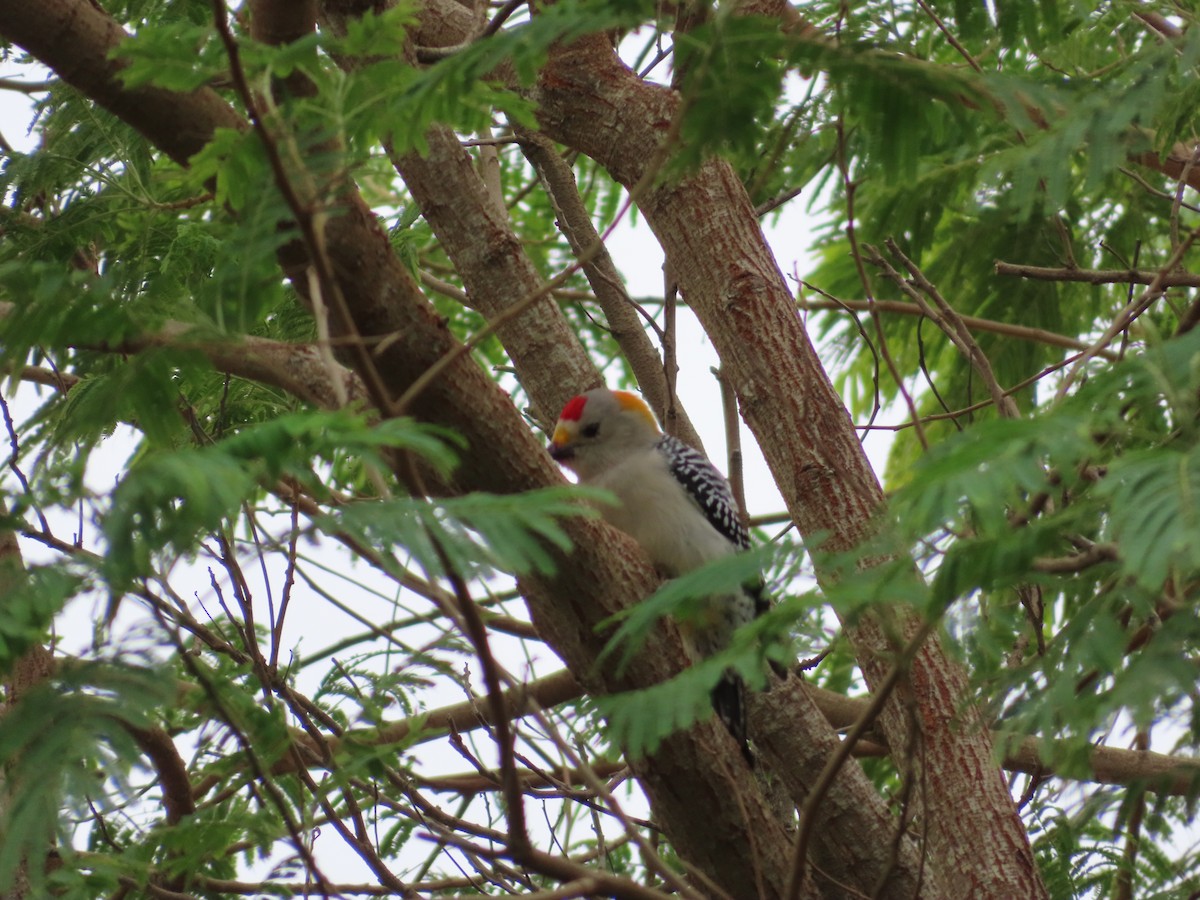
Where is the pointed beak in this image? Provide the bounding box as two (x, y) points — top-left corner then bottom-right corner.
(548, 423), (576, 462)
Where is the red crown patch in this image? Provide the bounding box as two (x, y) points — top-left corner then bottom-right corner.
(558, 394), (588, 422)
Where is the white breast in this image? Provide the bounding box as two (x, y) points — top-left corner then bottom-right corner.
(590, 449), (735, 577)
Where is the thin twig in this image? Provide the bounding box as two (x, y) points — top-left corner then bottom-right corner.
(793, 295), (1113, 359)
(714, 367), (747, 523)
(754, 185), (804, 217)
(875, 239), (1019, 419)
(1118, 165), (1200, 214)
(1055, 223), (1200, 400)
(1171, 146), (1200, 252)
(857, 351), (1087, 432)
(399, 50), (693, 418)
(0, 77), (55, 93)
(915, 0), (982, 72)
(994, 260), (1200, 287)
(516, 128), (703, 449)
(424, 523), (530, 853)
(513, 700), (714, 900)
(1112, 731), (1150, 900)
(269, 498), (300, 673)
(392, 193), (635, 417)
(785, 618), (938, 900)
(836, 121), (928, 449)
(663, 272), (679, 434)
(799, 279), (886, 430)
(0, 393), (51, 534)
(483, 0), (526, 37)
(154, 607), (337, 896)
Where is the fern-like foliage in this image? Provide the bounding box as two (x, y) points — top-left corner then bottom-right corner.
(101, 411), (461, 585)
(330, 485), (606, 581)
(0, 663), (174, 894)
(826, 329), (1200, 785)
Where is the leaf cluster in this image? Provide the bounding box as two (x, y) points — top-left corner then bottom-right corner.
(813, 328), (1200, 793)
(0, 662), (174, 894)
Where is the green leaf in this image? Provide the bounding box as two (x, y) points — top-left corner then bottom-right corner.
(674, 16), (787, 166)
(111, 20), (226, 93)
(332, 485), (606, 580)
(0, 663), (173, 895)
(1099, 446), (1200, 590)
(891, 415), (1092, 538)
(598, 545), (776, 672)
(338, 0), (645, 154)
(0, 565), (82, 677)
(333, 3), (422, 58)
(102, 412), (459, 584)
(596, 656), (729, 759)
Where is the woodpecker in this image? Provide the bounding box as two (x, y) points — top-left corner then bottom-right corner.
(548, 387), (764, 763)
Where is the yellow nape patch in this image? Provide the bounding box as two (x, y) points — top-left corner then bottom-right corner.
(613, 390), (661, 432)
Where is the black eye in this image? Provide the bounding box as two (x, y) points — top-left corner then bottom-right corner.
(582, 422), (600, 438)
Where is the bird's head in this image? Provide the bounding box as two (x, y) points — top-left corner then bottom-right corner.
(548, 388), (661, 480)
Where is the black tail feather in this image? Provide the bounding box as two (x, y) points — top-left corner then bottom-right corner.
(711, 671), (754, 766)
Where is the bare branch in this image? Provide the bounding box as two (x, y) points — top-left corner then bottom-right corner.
(418, 760), (626, 794)
(872, 240), (1019, 419)
(1055, 224), (1200, 400)
(278, 669), (583, 775)
(715, 367), (747, 524)
(798, 294), (1120, 361)
(0, 77), (54, 93)
(517, 128), (705, 450)
(1134, 10), (1183, 40)
(0, 3), (242, 166)
(210, 0), (394, 416)
(0, 302), (365, 410)
(387, 120), (601, 425)
(995, 261), (1200, 288)
(121, 725), (196, 825)
(1031, 544), (1119, 573)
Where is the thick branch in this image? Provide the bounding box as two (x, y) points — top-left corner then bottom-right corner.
(123, 725), (196, 825)
(320, 8), (605, 427)
(1134, 146), (1200, 193)
(389, 123), (601, 426)
(0, 496), (56, 899)
(752, 677), (940, 898)
(517, 129), (704, 450)
(287, 665), (1200, 801)
(0, 3), (242, 166)
(0, 306), (363, 410)
(0, 304), (366, 411)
